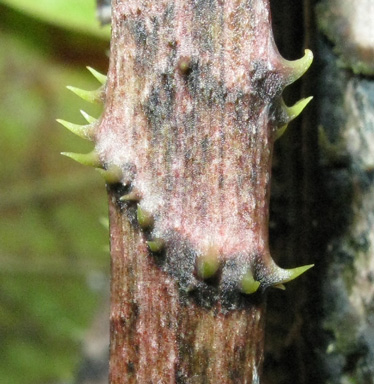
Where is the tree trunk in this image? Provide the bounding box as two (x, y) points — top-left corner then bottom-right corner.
(302, 1), (374, 382)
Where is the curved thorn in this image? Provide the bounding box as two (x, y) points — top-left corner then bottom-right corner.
(96, 165), (123, 184)
(274, 124), (288, 141)
(56, 119), (94, 141)
(274, 97), (313, 141)
(61, 150), (102, 168)
(66, 85), (104, 104)
(282, 49), (313, 86)
(137, 205), (154, 229)
(120, 190), (141, 202)
(196, 253), (220, 279)
(274, 264), (314, 285)
(80, 110), (98, 124)
(285, 97), (313, 121)
(86, 66), (107, 85)
(240, 270), (261, 294)
(273, 283), (286, 290)
(147, 239), (165, 253)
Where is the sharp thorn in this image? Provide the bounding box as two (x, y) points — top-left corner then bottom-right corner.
(272, 264), (314, 286)
(66, 85), (104, 104)
(273, 283), (286, 290)
(86, 66), (107, 85)
(196, 249), (220, 279)
(274, 97), (313, 141)
(119, 190), (141, 202)
(282, 49), (313, 86)
(285, 97), (313, 121)
(147, 239), (165, 253)
(136, 205), (154, 229)
(274, 124), (288, 141)
(240, 270), (261, 294)
(80, 110), (98, 124)
(56, 119), (94, 141)
(96, 165), (123, 184)
(61, 150), (102, 168)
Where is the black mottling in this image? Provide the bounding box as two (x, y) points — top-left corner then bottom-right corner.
(221, 259), (264, 310)
(131, 302), (139, 320)
(125, 202), (139, 229)
(175, 367), (188, 383)
(218, 174), (224, 189)
(250, 61), (283, 101)
(201, 136), (210, 162)
(107, 182), (130, 210)
(144, 72), (176, 138)
(163, 235), (198, 290)
(183, 111), (197, 137)
(126, 16), (160, 72)
(268, 96), (288, 129)
(185, 285), (220, 310)
(127, 361), (135, 374)
(163, 3), (175, 24)
(144, 233), (266, 310)
(118, 313), (127, 328)
(192, 0), (217, 52)
(186, 60), (226, 108)
(133, 19), (148, 46)
(186, 59), (201, 95)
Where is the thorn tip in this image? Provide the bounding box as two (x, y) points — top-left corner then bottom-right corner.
(56, 118), (94, 141)
(61, 150), (102, 167)
(196, 249), (220, 279)
(120, 190), (141, 202)
(272, 264), (314, 286)
(80, 110), (98, 124)
(283, 49), (313, 86)
(96, 165), (123, 184)
(147, 239), (165, 252)
(86, 66), (107, 85)
(275, 96), (313, 141)
(66, 85), (104, 104)
(240, 270), (261, 294)
(137, 206), (154, 229)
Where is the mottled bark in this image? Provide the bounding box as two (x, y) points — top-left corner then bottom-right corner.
(108, 194), (264, 383)
(99, 0), (311, 383)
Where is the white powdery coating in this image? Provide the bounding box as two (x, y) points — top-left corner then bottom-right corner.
(98, 0), (281, 261)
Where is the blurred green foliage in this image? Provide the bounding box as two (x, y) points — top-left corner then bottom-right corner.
(0, 2), (111, 383)
(1, 0), (110, 39)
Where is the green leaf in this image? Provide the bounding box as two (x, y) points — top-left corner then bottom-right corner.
(0, 0), (110, 40)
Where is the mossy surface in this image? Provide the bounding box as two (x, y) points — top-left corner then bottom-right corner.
(316, 0), (374, 76)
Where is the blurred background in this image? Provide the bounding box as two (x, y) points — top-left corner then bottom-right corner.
(0, 1), (111, 383)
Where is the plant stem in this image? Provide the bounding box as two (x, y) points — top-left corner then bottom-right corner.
(102, 0), (311, 382)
